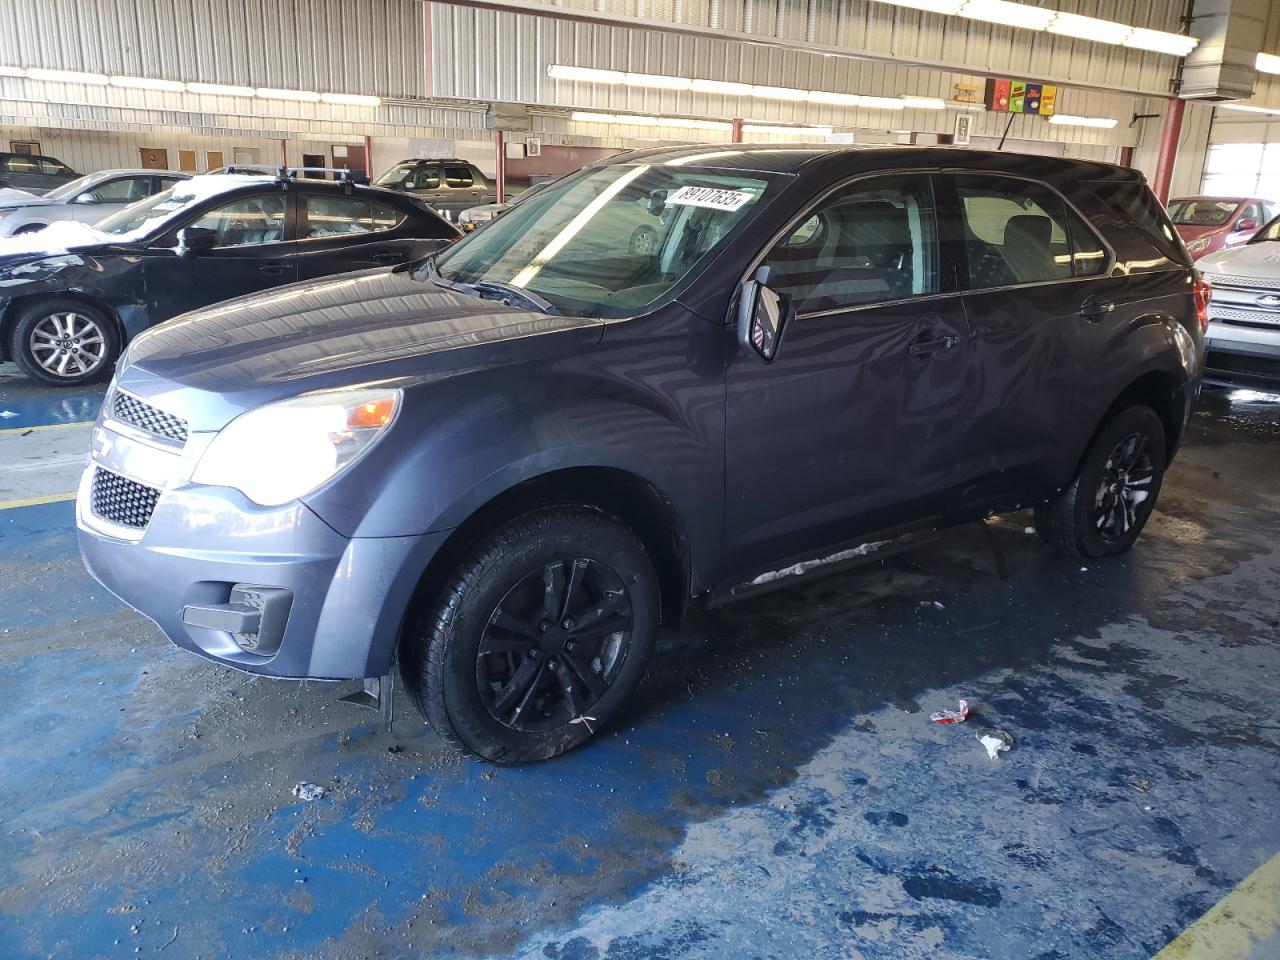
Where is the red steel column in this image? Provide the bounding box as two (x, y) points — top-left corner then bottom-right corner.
(495, 130), (507, 204)
(731, 118), (743, 143)
(1152, 97), (1185, 205)
(363, 134), (373, 179)
(279, 139), (288, 169)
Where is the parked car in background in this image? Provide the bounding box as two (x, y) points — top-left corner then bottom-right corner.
(0, 171), (459, 385)
(0, 152), (80, 194)
(76, 146), (1203, 764)
(1167, 196), (1278, 260)
(0, 169), (190, 237)
(373, 158), (497, 219)
(457, 179), (555, 230)
(1198, 214), (1280, 390)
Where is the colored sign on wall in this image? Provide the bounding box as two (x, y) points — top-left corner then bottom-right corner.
(984, 77), (1057, 116)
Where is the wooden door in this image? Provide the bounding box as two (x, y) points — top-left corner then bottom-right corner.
(178, 150), (197, 172)
(206, 151), (225, 172)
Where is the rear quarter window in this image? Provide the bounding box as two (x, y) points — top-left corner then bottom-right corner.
(1085, 180), (1187, 265)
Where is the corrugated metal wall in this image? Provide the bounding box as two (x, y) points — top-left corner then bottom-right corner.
(440, 0), (1186, 98)
(0, 0), (424, 97)
(432, 4), (1147, 147)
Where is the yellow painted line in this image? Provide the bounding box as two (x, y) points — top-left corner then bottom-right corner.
(0, 492), (76, 511)
(0, 420), (95, 436)
(1152, 851), (1280, 959)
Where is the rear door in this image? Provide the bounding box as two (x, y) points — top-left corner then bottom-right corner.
(295, 191), (430, 280)
(722, 172), (970, 575)
(143, 190), (298, 323)
(948, 172), (1116, 504)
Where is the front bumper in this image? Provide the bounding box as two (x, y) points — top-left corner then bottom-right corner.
(1204, 320), (1280, 389)
(76, 411), (447, 679)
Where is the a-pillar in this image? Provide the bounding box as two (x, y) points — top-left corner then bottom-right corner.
(1151, 97), (1185, 205)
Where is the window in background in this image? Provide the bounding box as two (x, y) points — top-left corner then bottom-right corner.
(1202, 142), (1280, 202)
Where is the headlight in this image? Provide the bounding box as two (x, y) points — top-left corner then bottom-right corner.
(1185, 236), (1211, 253)
(191, 387), (401, 507)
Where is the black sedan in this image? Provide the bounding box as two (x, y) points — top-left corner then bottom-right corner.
(0, 172), (459, 385)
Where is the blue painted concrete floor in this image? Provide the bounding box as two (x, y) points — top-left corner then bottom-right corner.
(1, 365), (1278, 959)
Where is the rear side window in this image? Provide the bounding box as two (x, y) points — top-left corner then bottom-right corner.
(1087, 180), (1184, 264)
(303, 195), (404, 237)
(4, 156), (37, 174)
(955, 175), (1106, 288)
(765, 174), (939, 313)
(445, 165), (474, 188)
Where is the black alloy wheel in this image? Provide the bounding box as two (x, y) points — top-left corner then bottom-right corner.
(1093, 432), (1156, 542)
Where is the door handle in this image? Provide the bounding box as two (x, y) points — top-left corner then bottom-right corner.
(908, 333), (959, 358)
(1080, 296), (1115, 322)
(258, 264), (288, 277)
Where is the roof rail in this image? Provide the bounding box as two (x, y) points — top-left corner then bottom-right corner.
(221, 164), (371, 190)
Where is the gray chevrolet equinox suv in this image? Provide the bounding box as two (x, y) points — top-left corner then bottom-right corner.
(78, 146), (1206, 763)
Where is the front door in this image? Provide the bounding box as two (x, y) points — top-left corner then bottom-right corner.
(144, 192), (297, 324)
(722, 173), (970, 577)
(949, 172), (1115, 503)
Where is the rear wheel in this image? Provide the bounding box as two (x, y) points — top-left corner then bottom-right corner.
(404, 505), (660, 763)
(12, 299), (119, 387)
(1035, 405), (1167, 559)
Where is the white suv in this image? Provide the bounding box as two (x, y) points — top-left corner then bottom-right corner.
(1198, 215), (1280, 390)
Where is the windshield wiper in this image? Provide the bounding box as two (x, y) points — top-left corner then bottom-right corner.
(472, 280), (559, 315)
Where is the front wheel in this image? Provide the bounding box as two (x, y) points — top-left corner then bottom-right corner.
(1035, 405), (1167, 559)
(404, 505), (660, 763)
(12, 299), (119, 386)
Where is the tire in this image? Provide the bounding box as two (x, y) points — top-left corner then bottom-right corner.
(629, 225), (658, 255)
(1035, 405), (1167, 560)
(404, 505), (660, 763)
(11, 299), (119, 387)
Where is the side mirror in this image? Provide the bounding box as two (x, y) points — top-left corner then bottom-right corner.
(176, 226), (217, 257)
(736, 265), (793, 363)
(1235, 218), (1259, 232)
(73, 192), (98, 205)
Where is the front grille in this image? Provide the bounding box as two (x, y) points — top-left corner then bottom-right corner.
(91, 467), (161, 529)
(112, 391), (189, 444)
(1205, 350), (1280, 383)
(1202, 273), (1280, 292)
(1208, 305), (1280, 327)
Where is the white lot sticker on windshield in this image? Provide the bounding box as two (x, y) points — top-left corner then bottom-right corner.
(665, 186), (756, 211)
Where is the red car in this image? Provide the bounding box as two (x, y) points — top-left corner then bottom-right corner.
(1167, 196), (1278, 260)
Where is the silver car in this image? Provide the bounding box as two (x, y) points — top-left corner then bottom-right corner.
(0, 169), (189, 237)
(1199, 215), (1280, 390)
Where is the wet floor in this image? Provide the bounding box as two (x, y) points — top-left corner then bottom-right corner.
(0, 368), (1277, 959)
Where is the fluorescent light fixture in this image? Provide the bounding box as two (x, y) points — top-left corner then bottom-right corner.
(903, 96), (946, 109)
(26, 67), (108, 85)
(856, 95), (908, 110)
(1049, 114), (1118, 129)
(807, 90), (862, 106)
(571, 111), (620, 124)
(1048, 12), (1133, 45)
(1216, 102), (1280, 116)
(624, 72), (691, 90)
(548, 64), (624, 84)
(0, 65), (25, 77)
(690, 78), (754, 96)
(321, 92), (381, 106)
(186, 82), (255, 96)
(959, 0), (1055, 31)
(1257, 52), (1280, 75)
(256, 87), (321, 102)
(742, 124), (833, 136)
(1123, 27), (1198, 56)
(752, 84), (809, 101)
(653, 116), (732, 130)
(110, 76), (185, 92)
(874, 0), (965, 12)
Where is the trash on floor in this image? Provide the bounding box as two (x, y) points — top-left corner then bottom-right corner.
(930, 699), (969, 724)
(977, 728), (1015, 760)
(291, 781), (327, 801)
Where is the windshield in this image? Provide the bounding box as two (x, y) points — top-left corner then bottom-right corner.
(431, 164), (775, 317)
(44, 172), (109, 202)
(1250, 216), (1280, 243)
(375, 163), (418, 188)
(1168, 199), (1238, 227)
(94, 187), (188, 236)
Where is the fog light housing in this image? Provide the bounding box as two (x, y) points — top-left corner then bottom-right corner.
(183, 584), (292, 655)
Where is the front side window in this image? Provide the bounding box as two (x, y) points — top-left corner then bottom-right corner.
(956, 175), (1104, 288)
(1250, 216), (1280, 243)
(190, 195), (287, 247)
(303, 195), (404, 238)
(40, 158), (71, 176)
(84, 176), (153, 204)
(433, 163), (777, 318)
(764, 175), (939, 314)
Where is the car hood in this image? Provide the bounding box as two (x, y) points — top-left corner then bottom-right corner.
(1174, 223), (1223, 242)
(0, 193), (49, 211)
(116, 266), (605, 428)
(1198, 242), (1280, 280)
